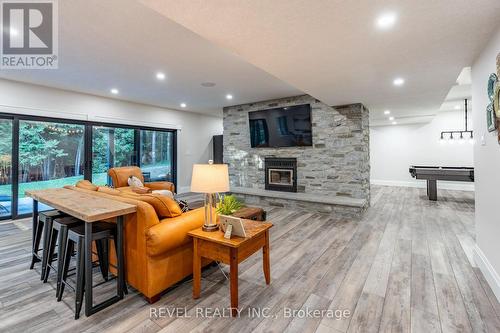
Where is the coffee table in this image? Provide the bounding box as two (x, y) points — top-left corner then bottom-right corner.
(232, 206), (266, 221)
(188, 219), (273, 316)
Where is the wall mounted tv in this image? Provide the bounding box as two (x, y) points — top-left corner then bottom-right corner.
(248, 104), (313, 148)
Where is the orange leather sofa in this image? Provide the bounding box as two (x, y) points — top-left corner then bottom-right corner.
(69, 180), (208, 303)
(108, 166), (175, 193)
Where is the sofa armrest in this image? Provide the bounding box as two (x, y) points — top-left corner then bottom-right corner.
(145, 181), (175, 192)
(146, 208), (204, 256)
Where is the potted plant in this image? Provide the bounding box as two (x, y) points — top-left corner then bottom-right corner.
(216, 194), (243, 215)
(216, 194), (246, 236)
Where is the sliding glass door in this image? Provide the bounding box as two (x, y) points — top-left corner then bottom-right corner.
(140, 130), (174, 182)
(0, 119), (13, 219)
(0, 113), (176, 219)
(92, 126), (135, 185)
(18, 120), (85, 215)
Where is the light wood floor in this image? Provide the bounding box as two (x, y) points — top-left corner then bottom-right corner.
(1, 186), (499, 333)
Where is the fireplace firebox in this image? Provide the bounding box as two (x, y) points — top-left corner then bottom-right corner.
(264, 157), (297, 192)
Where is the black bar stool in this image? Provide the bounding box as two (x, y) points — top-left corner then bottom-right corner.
(30, 210), (66, 275)
(58, 222), (118, 319)
(43, 216), (82, 291)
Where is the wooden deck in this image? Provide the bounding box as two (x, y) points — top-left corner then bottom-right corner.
(0, 186), (499, 332)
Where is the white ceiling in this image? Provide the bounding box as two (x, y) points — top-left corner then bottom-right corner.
(1, 1), (499, 122)
(141, 0), (500, 122)
(0, 0), (301, 116)
(371, 66), (473, 127)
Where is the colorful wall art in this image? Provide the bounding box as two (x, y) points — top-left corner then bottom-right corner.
(488, 52), (500, 142)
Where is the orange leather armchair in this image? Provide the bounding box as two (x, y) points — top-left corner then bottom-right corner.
(108, 166), (175, 193)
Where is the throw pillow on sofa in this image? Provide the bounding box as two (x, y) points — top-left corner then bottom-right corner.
(151, 189), (174, 198)
(121, 192), (182, 218)
(97, 186), (122, 196)
(76, 180), (98, 191)
(127, 175), (144, 188)
(177, 199), (190, 213)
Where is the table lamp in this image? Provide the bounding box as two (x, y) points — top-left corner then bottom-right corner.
(191, 160), (230, 231)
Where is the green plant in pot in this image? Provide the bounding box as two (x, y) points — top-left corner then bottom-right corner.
(216, 194), (243, 215)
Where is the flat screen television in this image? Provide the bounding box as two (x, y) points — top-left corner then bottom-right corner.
(248, 104), (313, 148)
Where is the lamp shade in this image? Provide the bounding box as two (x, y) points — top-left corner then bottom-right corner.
(190, 163), (230, 193)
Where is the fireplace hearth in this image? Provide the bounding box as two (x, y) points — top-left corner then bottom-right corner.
(264, 157), (297, 192)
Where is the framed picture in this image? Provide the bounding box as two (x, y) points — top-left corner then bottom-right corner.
(219, 215), (247, 238)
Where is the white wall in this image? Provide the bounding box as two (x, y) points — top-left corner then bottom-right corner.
(471, 25), (500, 301)
(370, 111), (474, 190)
(0, 79), (223, 192)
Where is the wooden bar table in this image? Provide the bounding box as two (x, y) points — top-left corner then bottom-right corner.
(26, 188), (136, 317)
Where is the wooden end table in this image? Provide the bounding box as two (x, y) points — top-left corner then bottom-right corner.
(188, 219), (273, 317)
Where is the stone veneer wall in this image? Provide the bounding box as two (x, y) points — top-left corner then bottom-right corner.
(223, 95), (370, 213)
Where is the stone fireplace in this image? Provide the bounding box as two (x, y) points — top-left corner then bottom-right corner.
(265, 157), (297, 192)
(223, 94), (370, 217)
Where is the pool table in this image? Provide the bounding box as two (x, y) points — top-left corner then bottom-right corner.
(409, 166), (474, 201)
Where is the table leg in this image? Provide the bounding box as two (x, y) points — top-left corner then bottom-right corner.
(116, 216), (125, 299)
(84, 222), (93, 317)
(30, 199), (39, 269)
(428, 180), (437, 201)
(263, 231), (271, 285)
(193, 238), (201, 299)
(230, 248), (238, 317)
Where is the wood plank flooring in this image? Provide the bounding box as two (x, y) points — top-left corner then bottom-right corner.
(0, 186), (499, 332)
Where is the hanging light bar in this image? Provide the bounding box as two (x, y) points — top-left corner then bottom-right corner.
(440, 99), (473, 143)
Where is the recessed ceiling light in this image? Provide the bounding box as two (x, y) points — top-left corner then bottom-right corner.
(384, 110), (391, 115)
(389, 116), (395, 121)
(393, 78), (405, 86)
(180, 103), (187, 108)
(392, 121), (397, 125)
(110, 88), (119, 95)
(201, 82), (216, 87)
(454, 105), (460, 110)
(226, 94), (233, 100)
(376, 12), (397, 30)
(156, 72), (166, 80)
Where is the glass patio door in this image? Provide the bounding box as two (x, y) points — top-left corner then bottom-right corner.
(92, 126), (135, 185)
(0, 113), (176, 220)
(0, 119), (13, 219)
(17, 120), (85, 215)
(140, 130), (174, 182)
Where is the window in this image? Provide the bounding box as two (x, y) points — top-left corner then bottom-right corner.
(140, 130), (174, 182)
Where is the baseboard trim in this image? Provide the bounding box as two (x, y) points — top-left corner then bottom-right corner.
(371, 179), (475, 191)
(474, 244), (500, 302)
